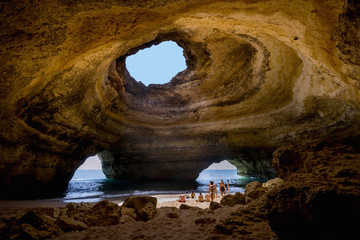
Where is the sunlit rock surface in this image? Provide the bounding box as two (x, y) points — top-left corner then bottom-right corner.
(0, 0), (359, 197)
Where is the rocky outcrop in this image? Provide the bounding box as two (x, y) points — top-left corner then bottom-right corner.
(216, 139), (360, 239)
(244, 181), (267, 204)
(122, 196), (158, 221)
(1, 0), (360, 198)
(0, 197), (159, 239)
(219, 193), (246, 207)
(209, 202), (222, 210)
(267, 139), (360, 239)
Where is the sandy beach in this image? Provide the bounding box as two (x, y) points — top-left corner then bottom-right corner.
(0, 193), (276, 240)
(0, 194), (219, 209)
(153, 194), (222, 208)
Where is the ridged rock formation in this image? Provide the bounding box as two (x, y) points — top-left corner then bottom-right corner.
(0, 0), (359, 198)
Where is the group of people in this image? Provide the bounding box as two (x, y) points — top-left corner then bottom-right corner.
(178, 179), (230, 203)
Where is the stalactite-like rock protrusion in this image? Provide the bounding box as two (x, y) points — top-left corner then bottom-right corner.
(0, 0), (359, 198)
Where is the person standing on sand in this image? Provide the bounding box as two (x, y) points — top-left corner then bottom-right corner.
(219, 180), (226, 196)
(227, 180), (230, 194)
(209, 181), (216, 202)
(214, 183), (218, 197)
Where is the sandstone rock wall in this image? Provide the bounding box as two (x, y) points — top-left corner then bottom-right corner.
(0, 0), (359, 197)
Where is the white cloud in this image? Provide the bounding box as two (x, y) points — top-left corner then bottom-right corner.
(206, 160), (237, 170)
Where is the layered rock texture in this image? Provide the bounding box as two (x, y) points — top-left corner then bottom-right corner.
(0, 197), (158, 240)
(0, 0), (360, 197)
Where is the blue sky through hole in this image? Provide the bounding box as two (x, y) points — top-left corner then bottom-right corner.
(126, 41), (187, 86)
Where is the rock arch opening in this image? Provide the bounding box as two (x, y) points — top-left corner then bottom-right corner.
(196, 160), (264, 194)
(66, 155), (106, 202)
(125, 41), (186, 86)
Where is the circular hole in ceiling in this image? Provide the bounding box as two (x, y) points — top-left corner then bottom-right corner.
(125, 41), (187, 86)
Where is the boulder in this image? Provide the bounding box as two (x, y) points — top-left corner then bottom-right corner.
(122, 196), (158, 221)
(5, 211), (64, 240)
(262, 177), (284, 192)
(83, 200), (121, 226)
(31, 207), (61, 219)
(233, 192), (246, 205)
(55, 216), (88, 232)
(137, 202), (158, 221)
(63, 202), (91, 219)
(267, 140), (360, 239)
(121, 206), (137, 219)
(65, 202), (78, 212)
(244, 181), (267, 204)
(122, 196), (157, 211)
(15, 223), (52, 240)
(220, 195), (236, 207)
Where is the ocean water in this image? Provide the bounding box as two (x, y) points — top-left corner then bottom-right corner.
(63, 169), (261, 203)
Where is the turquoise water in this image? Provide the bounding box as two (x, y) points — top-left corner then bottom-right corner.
(63, 169), (259, 203)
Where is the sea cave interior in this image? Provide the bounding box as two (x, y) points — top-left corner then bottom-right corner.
(0, 0), (359, 239)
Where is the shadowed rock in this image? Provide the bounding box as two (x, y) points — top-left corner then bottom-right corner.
(83, 200), (122, 226)
(233, 192), (246, 205)
(220, 195), (237, 207)
(267, 140), (360, 239)
(55, 216), (88, 232)
(1, 211), (63, 240)
(209, 202), (222, 210)
(244, 181), (267, 204)
(122, 196), (158, 221)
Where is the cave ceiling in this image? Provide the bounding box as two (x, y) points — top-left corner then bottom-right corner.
(0, 0), (359, 196)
